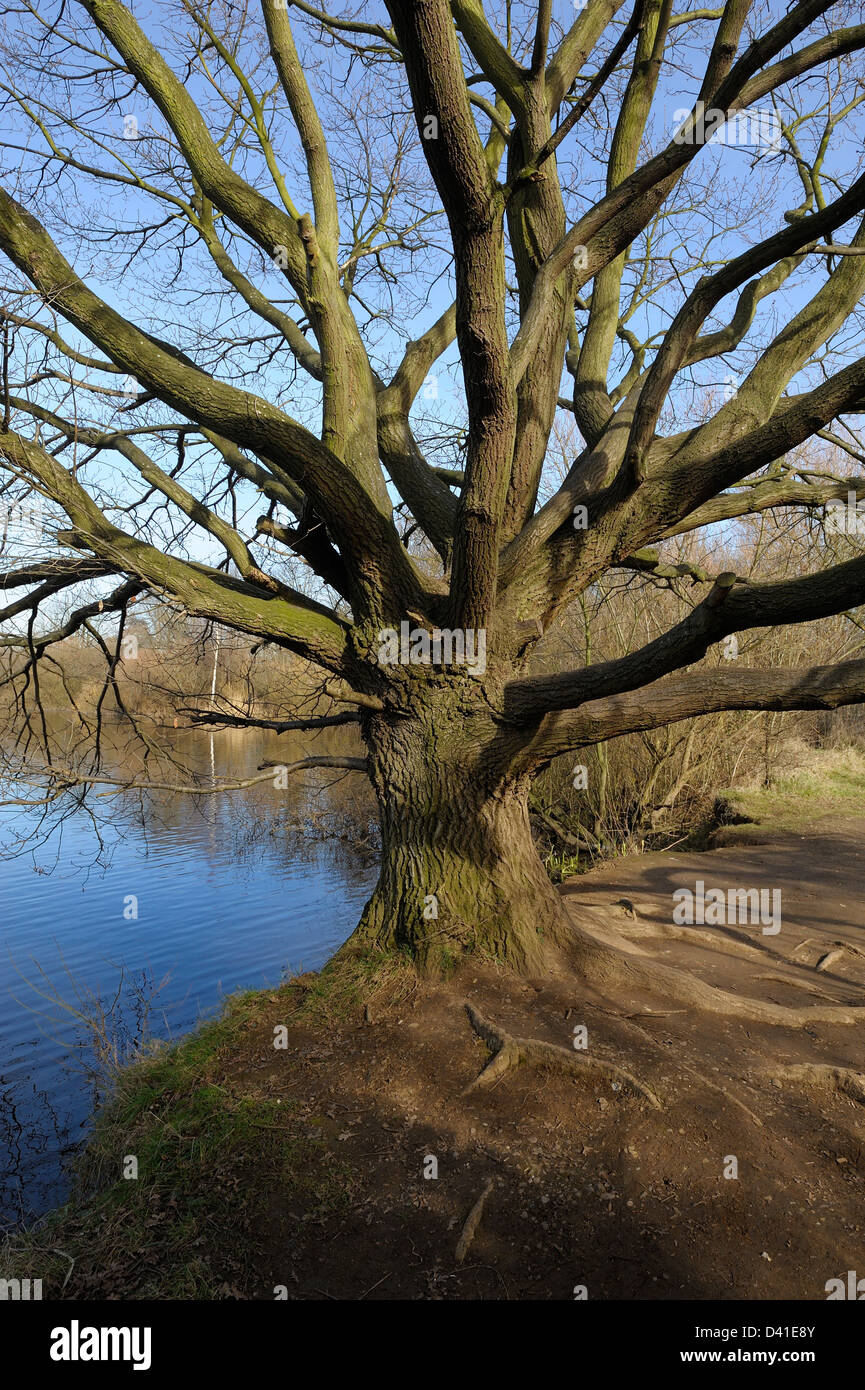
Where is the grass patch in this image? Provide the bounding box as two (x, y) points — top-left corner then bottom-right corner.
(0, 982), (358, 1299)
(293, 947), (418, 1022)
(716, 746), (865, 837)
(544, 850), (586, 883)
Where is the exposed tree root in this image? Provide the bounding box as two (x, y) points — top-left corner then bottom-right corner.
(586, 1005), (765, 1129)
(454, 1177), (494, 1264)
(608, 899), (791, 963)
(676, 1069), (765, 1129)
(816, 942), (865, 973)
(567, 921), (865, 1025)
(794, 938), (865, 973)
(772, 1064), (865, 1105)
(462, 1003), (663, 1109)
(755, 974), (844, 1002)
(816, 949), (848, 973)
(622, 922), (776, 961)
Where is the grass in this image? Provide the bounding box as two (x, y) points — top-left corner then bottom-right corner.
(715, 745), (865, 837)
(544, 849), (587, 882)
(544, 838), (642, 882)
(292, 947), (418, 1021)
(0, 982), (359, 1299)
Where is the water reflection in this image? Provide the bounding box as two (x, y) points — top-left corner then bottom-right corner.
(0, 728), (378, 1228)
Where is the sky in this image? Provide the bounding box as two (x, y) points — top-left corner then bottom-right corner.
(1, 0), (864, 630)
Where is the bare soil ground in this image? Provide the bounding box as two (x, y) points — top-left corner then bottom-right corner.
(212, 814), (865, 1300)
(15, 815), (864, 1301)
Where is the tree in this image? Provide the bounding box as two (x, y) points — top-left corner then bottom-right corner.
(2, 0), (865, 978)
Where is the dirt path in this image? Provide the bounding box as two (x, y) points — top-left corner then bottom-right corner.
(227, 816), (862, 1300)
(30, 816), (865, 1301)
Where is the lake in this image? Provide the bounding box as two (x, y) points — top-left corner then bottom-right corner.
(0, 727), (378, 1229)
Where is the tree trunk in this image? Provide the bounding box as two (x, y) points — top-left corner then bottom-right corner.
(343, 699), (572, 974)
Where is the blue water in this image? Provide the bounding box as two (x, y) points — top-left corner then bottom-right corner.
(0, 730), (378, 1227)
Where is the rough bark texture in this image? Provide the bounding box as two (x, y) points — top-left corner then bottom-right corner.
(344, 695), (571, 973)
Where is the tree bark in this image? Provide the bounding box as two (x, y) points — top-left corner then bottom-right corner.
(343, 700), (571, 974)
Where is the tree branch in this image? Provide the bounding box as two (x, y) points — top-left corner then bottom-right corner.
(527, 659), (865, 763)
(505, 554), (865, 721)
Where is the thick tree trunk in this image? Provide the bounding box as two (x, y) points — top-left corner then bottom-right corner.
(343, 699), (572, 974)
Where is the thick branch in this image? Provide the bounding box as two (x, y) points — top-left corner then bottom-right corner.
(0, 428), (351, 672)
(505, 555), (865, 720)
(388, 0), (515, 626)
(0, 186), (424, 619)
(528, 659), (865, 762)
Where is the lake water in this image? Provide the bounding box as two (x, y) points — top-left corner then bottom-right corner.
(0, 728), (378, 1228)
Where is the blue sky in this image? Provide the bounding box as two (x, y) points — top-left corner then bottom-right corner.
(2, 0), (864, 626)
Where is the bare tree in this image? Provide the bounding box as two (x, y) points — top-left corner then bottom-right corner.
(2, 0), (865, 980)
